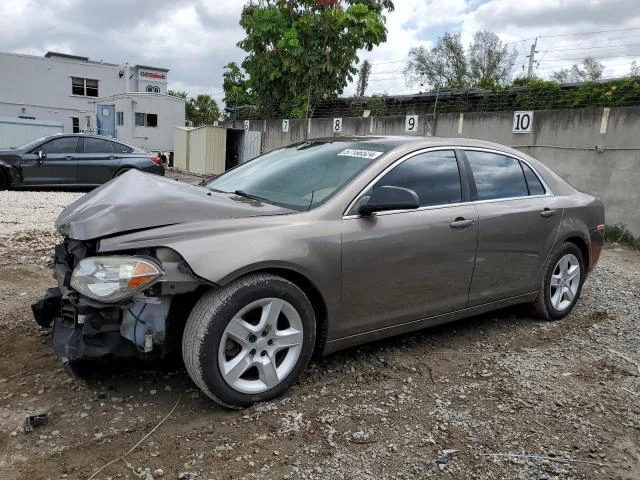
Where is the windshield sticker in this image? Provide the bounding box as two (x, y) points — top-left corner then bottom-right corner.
(337, 149), (384, 160)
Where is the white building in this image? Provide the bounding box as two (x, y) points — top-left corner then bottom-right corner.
(0, 51), (184, 151)
(97, 93), (185, 152)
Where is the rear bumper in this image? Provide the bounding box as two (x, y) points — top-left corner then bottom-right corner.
(588, 225), (605, 271)
(143, 164), (165, 176)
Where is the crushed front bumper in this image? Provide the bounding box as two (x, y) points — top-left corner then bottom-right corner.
(31, 287), (62, 329)
(32, 239), (151, 363)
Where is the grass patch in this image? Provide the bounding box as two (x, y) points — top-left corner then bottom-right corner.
(605, 224), (640, 250)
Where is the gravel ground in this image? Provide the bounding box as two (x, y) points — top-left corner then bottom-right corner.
(0, 191), (639, 480)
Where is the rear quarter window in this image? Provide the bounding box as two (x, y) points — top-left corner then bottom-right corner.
(521, 162), (546, 195)
(112, 142), (133, 154)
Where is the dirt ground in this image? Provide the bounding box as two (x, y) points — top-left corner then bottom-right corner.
(1, 220), (639, 479)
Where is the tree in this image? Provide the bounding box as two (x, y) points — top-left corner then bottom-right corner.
(405, 33), (469, 89)
(630, 61), (640, 77)
(405, 31), (517, 91)
(356, 60), (372, 97)
(238, 0), (394, 118)
(168, 90), (197, 123)
(222, 62), (256, 119)
(188, 94), (221, 126)
(168, 90), (188, 100)
(468, 30), (517, 87)
(552, 57), (604, 83)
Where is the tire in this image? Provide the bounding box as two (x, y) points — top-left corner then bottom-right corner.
(182, 274), (316, 408)
(533, 242), (586, 321)
(114, 167), (135, 177)
(0, 168), (9, 190)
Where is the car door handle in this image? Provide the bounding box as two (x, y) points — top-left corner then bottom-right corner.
(450, 218), (474, 229)
(108, 155), (119, 160)
(65, 155), (75, 160)
(540, 208), (558, 218)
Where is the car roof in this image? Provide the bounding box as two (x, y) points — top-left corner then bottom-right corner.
(42, 133), (144, 151)
(307, 135), (521, 153)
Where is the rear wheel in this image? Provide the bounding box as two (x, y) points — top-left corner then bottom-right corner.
(182, 274), (316, 408)
(114, 167), (135, 178)
(533, 242), (585, 320)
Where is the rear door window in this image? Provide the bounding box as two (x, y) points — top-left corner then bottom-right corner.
(83, 138), (115, 154)
(465, 151), (528, 201)
(371, 150), (462, 208)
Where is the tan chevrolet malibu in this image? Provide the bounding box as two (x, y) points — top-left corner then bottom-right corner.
(33, 136), (604, 408)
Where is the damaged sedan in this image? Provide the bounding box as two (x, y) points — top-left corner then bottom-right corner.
(33, 137), (605, 408)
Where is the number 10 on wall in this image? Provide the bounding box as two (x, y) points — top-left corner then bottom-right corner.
(513, 111), (533, 133)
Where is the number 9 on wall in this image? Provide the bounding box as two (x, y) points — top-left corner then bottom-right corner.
(405, 115), (419, 132)
(513, 111), (533, 133)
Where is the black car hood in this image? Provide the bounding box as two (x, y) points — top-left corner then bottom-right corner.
(0, 150), (21, 165)
(56, 170), (295, 240)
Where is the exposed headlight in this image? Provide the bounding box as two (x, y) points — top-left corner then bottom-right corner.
(70, 257), (163, 303)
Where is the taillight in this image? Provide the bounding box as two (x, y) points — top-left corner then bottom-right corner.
(151, 156), (162, 165)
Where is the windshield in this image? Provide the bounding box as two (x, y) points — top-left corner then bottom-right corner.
(206, 141), (388, 211)
(14, 136), (50, 151)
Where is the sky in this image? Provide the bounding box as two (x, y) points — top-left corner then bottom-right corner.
(2, 0), (640, 106)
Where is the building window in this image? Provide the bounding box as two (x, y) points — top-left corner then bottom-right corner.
(146, 85), (154, 92)
(71, 77), (99, 97)
(116, 111), (124, 126)
(145, 85), (161, 93)
(153, 86), (160, 93)
(72, 117), (80, 133)
(135, 112), (158, 127)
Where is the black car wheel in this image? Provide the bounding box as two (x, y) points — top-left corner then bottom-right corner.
(114, 167), (135, 178)
(182, 274), (316, 408)
(533, 242), (586, 320)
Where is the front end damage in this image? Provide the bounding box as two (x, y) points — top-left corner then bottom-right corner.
(32, 238), (207, 365)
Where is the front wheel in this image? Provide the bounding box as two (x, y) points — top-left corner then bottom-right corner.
(533, 242), (586, 320)
(182, 274), (316, 408)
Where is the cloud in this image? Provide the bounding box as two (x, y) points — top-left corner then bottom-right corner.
(1, 0), (639, 105)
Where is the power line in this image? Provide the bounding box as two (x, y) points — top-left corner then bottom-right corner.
(541, 43), (640, 53)
(540, 26), (640, 39)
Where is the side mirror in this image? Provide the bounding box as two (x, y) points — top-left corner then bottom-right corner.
(358, 185), (420, 216)
(37, 150), (47, 161)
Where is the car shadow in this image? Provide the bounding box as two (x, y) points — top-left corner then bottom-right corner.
(69, 303), (534, 389)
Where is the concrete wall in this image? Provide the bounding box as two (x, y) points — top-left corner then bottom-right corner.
(234, 107), (640, 235)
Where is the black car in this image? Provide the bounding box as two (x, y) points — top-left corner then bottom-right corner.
(0, 134), (164, 188)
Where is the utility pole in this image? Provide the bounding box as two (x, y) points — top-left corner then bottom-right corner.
(527, 38), (538, 78)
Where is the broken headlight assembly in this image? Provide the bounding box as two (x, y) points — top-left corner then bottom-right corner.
(70, 257), (163, 303)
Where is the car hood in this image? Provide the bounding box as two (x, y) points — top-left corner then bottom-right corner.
(0, 150), (21, 164)
(56, 170), (295, 240)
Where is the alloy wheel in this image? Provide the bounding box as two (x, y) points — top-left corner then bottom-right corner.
(549, 253), (581, 312)
(217, 298), (304, 394)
